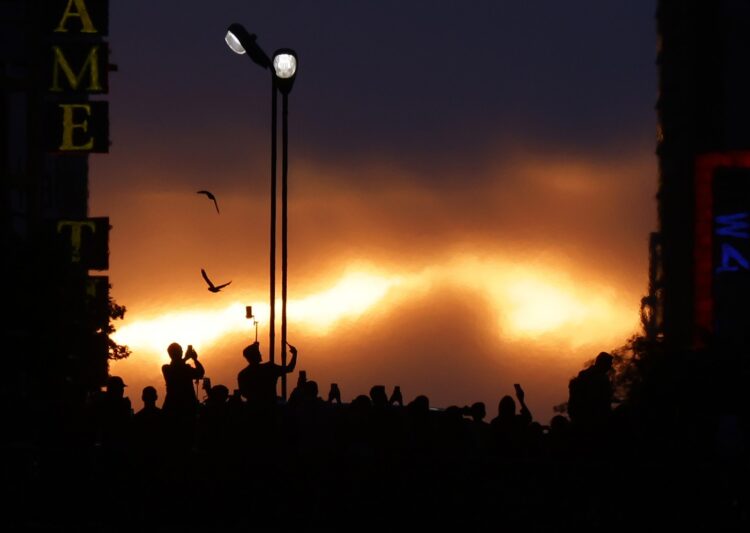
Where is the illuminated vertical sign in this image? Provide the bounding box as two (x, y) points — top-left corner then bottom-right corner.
(694, 152), (750, 347)
(44, 0), (110, 153)
(713, 168), (750, 346)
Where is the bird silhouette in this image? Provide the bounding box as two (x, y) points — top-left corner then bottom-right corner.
(197, 190), (220, 214)
(201, 268), (231, 293)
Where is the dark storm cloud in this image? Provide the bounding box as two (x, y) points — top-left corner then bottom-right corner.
(107, 0), (656, 188)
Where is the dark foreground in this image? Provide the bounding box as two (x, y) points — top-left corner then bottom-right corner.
(4, 395), (749, 531)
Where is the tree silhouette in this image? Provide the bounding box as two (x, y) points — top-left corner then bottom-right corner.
(106, 292), (130, 360)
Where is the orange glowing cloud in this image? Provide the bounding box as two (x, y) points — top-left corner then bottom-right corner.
(113, 255), (637, 362)
(96, 144), (652, 419)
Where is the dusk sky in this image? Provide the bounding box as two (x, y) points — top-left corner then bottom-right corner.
(91, 0), (658, 421)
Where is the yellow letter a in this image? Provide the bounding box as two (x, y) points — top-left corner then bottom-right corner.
(55, 0), (97, 33)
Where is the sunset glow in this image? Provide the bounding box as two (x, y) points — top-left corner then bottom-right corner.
(288, 270), (403, 334)
(112, 270), (404, 360)
(8, 1), (682, 521)
(112, 256), (638, 368)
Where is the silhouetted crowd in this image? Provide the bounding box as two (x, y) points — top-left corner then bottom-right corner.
(6, 342), (749, 530)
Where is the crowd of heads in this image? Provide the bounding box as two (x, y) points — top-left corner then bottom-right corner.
(83, 342), (630, 486)
(10, 342), (747, 529)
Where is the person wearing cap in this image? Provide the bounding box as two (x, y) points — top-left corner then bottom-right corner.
(91, 375), (132, 450)
(237, 341), (297, 410)
(105, 376), (132, 416)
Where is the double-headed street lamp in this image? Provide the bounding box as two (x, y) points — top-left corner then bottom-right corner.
(225, 24), (298, 400)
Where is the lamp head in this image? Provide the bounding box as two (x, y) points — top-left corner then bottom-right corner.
(273, 48), (298, 94)
(225, 23), (271, 69)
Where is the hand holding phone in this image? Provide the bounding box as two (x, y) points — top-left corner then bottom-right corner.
(390, 385), (403, 406)
(513, 383), (524, 403)
(328, 383), (341, 403)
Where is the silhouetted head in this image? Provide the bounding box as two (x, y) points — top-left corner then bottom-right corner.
(243, 342), (262, 364)
(470, 402), (486, 422)
(408, 395), (430, 416)
(369, 385), (388, 408)
(444, 405), (463, 421)
(529, 421), (544, 438)
(549, 414), (570, 435)
(304, 380), (319, 399)
(208, 384), (229, 404)
(350, 394), (372, 415)
(167, 342), (183, 362)
(106, 376), (126, 397)
(142, 386), (157, 405)
(595, 351), (614, 371)
(498, 395), (516, 418)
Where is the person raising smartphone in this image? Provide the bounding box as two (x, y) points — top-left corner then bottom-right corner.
(237, 341), (297, 411)
(162, 342), (205, 420)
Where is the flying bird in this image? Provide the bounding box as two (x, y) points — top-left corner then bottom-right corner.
(196, 190), (220, 214)
(201, 268), (231, 293)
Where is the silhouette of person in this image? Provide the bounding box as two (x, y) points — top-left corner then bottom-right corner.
(490, 384), (532, 456)
(135, 386), (161, 420)
(327, 383), (341, 404)
(468, 401), (487, 424)
(389, 386), (403, 407)
(133, 386), (165, 465)
(567, 351), (614, 428)
(547, 414), (572, 458)
(86, 376), (133, 485)
(369, 385), (389, 410)
(161, 342), (205, 418)
(93, 375), (132, 448)
(228, 388), (244, 412)
(467, 401), (492, 452)
(237, 341), (297, 410)
(105, 375), (132, 415)
(287, 370), (307, 407)
(197, 384), (231, 454)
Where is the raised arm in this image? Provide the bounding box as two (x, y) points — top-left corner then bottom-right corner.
(285, 343), (298, 373)
(186, 346), (205, 379)
(192, 358), (205, 380)
(514, 383), (532, 424)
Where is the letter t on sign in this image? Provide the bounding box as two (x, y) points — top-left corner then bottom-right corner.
(57, 220), (96, 262)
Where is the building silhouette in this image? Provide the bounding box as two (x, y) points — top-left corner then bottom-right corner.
(2, 0), (114, 417)
(649, 0), (750, 352)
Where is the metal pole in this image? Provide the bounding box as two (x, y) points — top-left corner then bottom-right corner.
(281, 91), (289, 401)
(269, 77), (277, 366)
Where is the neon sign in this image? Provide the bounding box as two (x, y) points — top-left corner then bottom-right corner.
(694, 153), (750, 346)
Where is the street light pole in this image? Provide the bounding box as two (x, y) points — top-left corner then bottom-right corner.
(225, 25), (278, 365)
(269, 75), (277, 367)
(273, 49), (298, 401)
(280, 89), (289, 399)
(225, 27), (297, 401)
